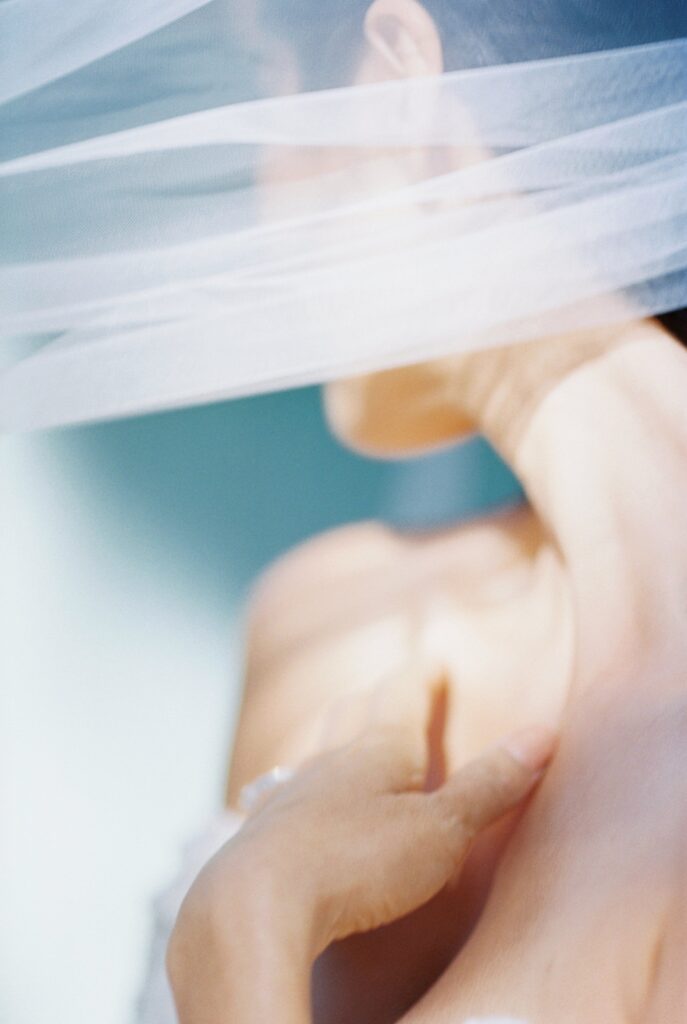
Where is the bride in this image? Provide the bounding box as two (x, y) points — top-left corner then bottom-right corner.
(134, 3), (687, 1021)
(2, 0), (684, 1020)
(154, 317), (687, 1024)
(156, 319), (687, 1024)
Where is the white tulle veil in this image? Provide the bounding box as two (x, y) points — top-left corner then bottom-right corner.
(1, 0), (685, 430)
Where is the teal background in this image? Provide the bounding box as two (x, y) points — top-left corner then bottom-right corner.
(0, 387), (520, 1024)
(61, 385), (521, 606)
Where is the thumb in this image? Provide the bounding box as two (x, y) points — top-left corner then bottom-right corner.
(432, 724), (556, 838)
(323, 723), (556, 946)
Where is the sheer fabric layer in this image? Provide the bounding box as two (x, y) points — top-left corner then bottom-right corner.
(1, 1), (685, 429)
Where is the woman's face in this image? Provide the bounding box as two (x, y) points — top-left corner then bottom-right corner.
(243, 0), (480, 456)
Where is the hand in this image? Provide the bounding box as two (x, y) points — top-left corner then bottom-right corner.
(323, 321), (687, 1023)
(167, 678), (556, 1024)
(232, 321), (687, 799)
(227, 317), (687, 1022)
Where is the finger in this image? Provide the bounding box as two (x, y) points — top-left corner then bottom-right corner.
(368, 664), (451, 792)
(433, 724), (557, 839)
(359, 659), (449, 789)
(320, 724), (557, 945)
(319, 659), (440, 782)
(367, 656), (439, 734)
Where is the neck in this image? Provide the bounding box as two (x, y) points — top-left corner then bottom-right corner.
(517, 326), (687, 690)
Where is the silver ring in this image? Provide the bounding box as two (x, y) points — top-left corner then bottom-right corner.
(238, 765), (295, 815)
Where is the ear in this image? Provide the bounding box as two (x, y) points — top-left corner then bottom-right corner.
(364, 0), (443, 78)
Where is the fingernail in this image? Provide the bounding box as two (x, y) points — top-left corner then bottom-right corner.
(500, 725), (557, 771)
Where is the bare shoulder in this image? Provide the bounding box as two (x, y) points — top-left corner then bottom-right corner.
(247, 506), (540, 650)
(227, 504), (545, 802)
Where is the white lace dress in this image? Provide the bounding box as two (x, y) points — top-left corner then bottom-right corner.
(136, 811), (529, 1024)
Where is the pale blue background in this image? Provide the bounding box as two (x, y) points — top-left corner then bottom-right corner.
(1, 6), (520, 1015)
(1, 389), (519, 1024)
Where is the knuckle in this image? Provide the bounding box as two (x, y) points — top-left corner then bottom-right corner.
(441, 750), (531, 831)
(432, 788), (473, 840)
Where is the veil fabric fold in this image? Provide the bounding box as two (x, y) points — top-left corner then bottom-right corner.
(1, 0), (685, 430)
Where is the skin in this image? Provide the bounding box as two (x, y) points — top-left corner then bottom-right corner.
(222, 324), (687, 1024)
(168, 680), (557, 1023)
(170, 2), (687, 1019)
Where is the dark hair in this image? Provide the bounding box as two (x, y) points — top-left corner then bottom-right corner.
(263, 0), (686, 88)
(658, 308), (687, 347)
(428, 1), (687, 70)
